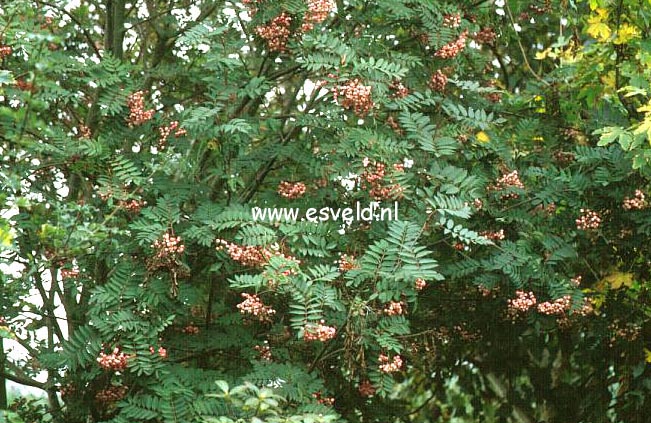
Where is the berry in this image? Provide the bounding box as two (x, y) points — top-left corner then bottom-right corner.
(414, 278), (427, 291)
(575, 209), (601, 230)
(442, 13), (462, 28)
(0, 45), (12, 59)
(474, 27), (497, 45)
(277, 181), (307, 199)
(358, 380), (376, 397)
(434, 31), (468, 59)
(429, 70), (448, 92)
(126, 91), (154, 127)
(622, 189), (646, 210)
(333, 78), (374, 117)
(304, 320), (336, 341)
(383, 301), (406, 316)
(302, 0), (336, 32)
(255, 13), (292, 52)
(97, 347), (131, 371)
(507, 290), (536, 321)
(338, 254), (358, 272)
(378, 354), (403, 373)
(236, 293), (276, 323)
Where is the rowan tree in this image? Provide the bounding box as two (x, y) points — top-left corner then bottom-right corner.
(1, 1), (651, 422)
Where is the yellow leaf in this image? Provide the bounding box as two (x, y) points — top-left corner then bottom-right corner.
(535, 48), (552, 60)
(0, 226), (13, 247)
(586, 9), (611, 42)
(634, 114), (651, 141)
(645, 348), (651, 363)
(475, 131), (490, 143)
(614, 24), (640, 44)
(601, 71), (616, 89)
(595, 271), (634, 291)
(595, 8), (609, 19)
(587, 19), (612, 42)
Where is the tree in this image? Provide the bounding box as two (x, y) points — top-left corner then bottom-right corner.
(1, 0), (651, 422)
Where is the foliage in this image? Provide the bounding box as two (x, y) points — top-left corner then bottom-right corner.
(0, 0), (651, 422)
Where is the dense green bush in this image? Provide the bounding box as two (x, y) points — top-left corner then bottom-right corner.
(1, 0), (651, 422)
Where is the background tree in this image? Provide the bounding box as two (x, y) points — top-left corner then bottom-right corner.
(1, 0), (651, 422)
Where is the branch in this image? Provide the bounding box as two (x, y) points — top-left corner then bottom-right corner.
(504, 2), (549, 86)
(1, 362), (45, 390)
(38, 0), (102, 59)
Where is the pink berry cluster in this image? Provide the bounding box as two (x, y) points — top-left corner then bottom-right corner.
(302, 0), (336, 32)
(608, 321), (641, 346)
(361, 161), (404, 200)
(575, 209), (601, 230)
(485, 91), (502, 103)
(0, 45), (12, 59)
(474, 27), (497, 45)
(473, 198), (484, 210)
(304, 320), (336, 341)
(95, 385), (128, 403)
(389, 80), (410, 99)
(415, 278), (427, 291)
(182, 324), (200, 334)
(158, 121), (187, 148)
(378, 354), (403, 373)
(152, 232), (185, 259)
(338, 253), (359, 272)
(117, 198), (147, 213)
(383, 301), (405, 316)
(97, 347), (131, 371)
(77, 125), (92, 139)
(216, 239), (297, 267)
(358, 380), (376, 397)
(480, 229), (505, 241)
(442, 13), (461, 28)
(277, 181), (307, 199)
(533, 202), (556, 216)
(529, 3), (551, 14)
(333, 78), (374, 117)
(236, 293), (276, 322)
(554, 150), (576, 164)
(362, 161), (386, 184)
(126, 91), (155, 127)
(16, 79), (35, 92)
(489, 170), (525, 199)
(255, 13), (292, 52)
(370, 183), (404, 201)
(622, 189), (646, 210)
(429, 70), (448, 92)
(61, 267), (80, 279)
(434, 30), (468, 59)
(59, 383), (75, 398)
(506, 290), (537, 320)
(149, 346), (168, 358)
(537, 295), (571, 315)
(570, 275), (582, 287)
(453, 241), (468, 251)
(254, 341), (272, 361)
(477, 285), (494, 297)
(576, 298), (594, 316)
(312, 391), (335, 406)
